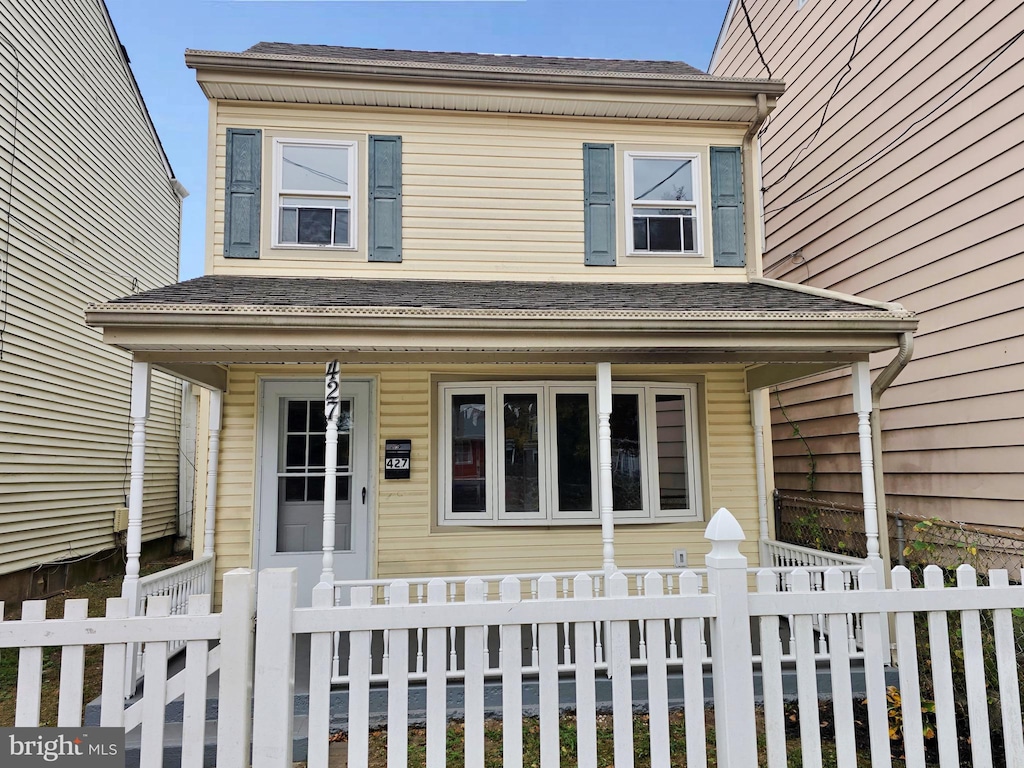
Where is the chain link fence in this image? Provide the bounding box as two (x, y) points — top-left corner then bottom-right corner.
(774, 490), (1024, 757)
(773, 491), (1024, 579)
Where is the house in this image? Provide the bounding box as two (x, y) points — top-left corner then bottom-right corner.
(0, 0), (187, 602)
(85, 43), (917, 607)
(709, 1), (1023, 529)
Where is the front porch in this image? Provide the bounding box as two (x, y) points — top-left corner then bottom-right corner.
(84, 274), (918, 701)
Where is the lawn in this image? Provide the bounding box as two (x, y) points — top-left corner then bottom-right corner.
(0, 553), (190, 727)
(327, 712), (880, 768)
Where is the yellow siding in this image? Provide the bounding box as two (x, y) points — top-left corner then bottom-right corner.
(208, 102), (750, 281)
(210, 363), (758, 590)
(0, 0), (182, 576)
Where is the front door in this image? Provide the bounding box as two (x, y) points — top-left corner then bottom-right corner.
(257, 379), (371, 605)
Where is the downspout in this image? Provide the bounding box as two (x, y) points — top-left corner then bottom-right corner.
(868, 331), (915, 583)
(744, 93), (769, 279)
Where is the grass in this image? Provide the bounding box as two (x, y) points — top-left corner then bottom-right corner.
(325, 712), (882, 768)
(0, 553), (191, 727)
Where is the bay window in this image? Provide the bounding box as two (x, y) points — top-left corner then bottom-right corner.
(439, 381), (701, 525)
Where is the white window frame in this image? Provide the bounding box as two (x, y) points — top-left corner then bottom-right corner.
(624, 151), (703, 257)
(441, 386), (496, 522)
(272, 137), (358, 250)
(547, 386), (600, 521)
(497, 386), (548, 521)
(438, 381), (702, 526)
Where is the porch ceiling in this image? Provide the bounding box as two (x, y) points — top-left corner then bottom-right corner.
(86, 275), (917, 385)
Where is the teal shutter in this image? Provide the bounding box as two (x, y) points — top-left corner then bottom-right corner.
(368, 135), (402, 262)
(224, 128), (261, 259)
(583, 143), (616, 266)
(710, 146), (745, 267)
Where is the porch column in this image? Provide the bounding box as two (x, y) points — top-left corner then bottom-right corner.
(853, 361), (892, 662)
(321, 360), (341, 585)
(596, 362), (615, 574)
(750, 390), (770, 542)
(202, 389), (223, 557)
(852, 362), (881, 563)
(122, 360), (151, 607)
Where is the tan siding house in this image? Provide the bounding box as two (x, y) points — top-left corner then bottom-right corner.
(0, 0), (186, 599)
(711, 0), (1023, 526)
(87, 44), (916, 603)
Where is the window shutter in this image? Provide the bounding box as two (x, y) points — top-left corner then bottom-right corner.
(710, 146), (745, 267)
(368, 135), (402, 262)
(583, 143), (616, 266)
(224, 128), (261, 259)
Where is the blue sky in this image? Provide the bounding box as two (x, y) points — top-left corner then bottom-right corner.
(104, 0), (730, 280)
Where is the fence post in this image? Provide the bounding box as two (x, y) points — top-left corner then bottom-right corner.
(704, 507), (758, 767)
(251, 568), (298, 768)
(216, 568), (257, 768)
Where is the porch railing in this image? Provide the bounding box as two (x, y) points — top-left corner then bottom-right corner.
(760, 537), (866, 570)
(127, 554), (215, 695)
(331, 559), (868, 684)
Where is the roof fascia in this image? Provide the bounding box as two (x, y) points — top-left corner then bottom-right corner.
(185, 50), (785, 100)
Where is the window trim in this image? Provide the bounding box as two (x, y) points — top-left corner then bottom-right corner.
(624, 151), (704, 257)
(438, 380), (703, 526)
(271, 137), (358, 251)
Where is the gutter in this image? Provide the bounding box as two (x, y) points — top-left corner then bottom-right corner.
(184, 51), (786, 99)
(868, 330), (914, 589)
(744, 94), (770, 279)
(871, 331), (914, 403)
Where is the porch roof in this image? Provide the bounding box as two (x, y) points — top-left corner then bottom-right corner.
(86, 275), (916, 391)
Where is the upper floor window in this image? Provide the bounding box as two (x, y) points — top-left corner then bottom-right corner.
(273, 138), (357, 249)
(625, 152), (702, 256)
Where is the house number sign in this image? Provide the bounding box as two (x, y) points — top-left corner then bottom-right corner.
(325, 360), (340, 423)
(384, 439), (412, 479)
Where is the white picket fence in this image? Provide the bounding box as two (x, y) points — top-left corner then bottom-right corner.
(330, 560), (868, 684)
(0, 569), (257, 768)
(1, 508), (1023, 768)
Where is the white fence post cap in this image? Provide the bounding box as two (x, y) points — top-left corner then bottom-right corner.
(705, 507), (746, 565)
(705, 508), (745, 542)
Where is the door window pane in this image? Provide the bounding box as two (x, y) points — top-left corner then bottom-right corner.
(611, 393), (642, 511)
(277, 396), (356, 552)
(555, 393), (593, 512)
(452, 394), (487, 515)
(503, 393), (540, 514)
(655, 395), (689, 510)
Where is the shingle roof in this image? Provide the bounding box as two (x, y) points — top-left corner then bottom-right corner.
(242, 42), (708, 78)
(109, 276), (892, 315)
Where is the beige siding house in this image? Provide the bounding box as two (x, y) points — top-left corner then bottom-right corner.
(711, 1), (1023, 526)
(0, 0), (186, 600)
(87, 44), (916, 604)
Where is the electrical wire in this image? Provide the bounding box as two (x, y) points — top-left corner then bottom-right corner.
(763, 0), (885, 195)
(766, 26), (1024, 216)
(0, 33), (22, 362)
(739, 0), (772, 79)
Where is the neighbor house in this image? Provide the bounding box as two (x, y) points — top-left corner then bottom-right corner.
(710, 0), (1023, 528)
(86, 44), (917, 606)
(0, 0), (187, 602)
